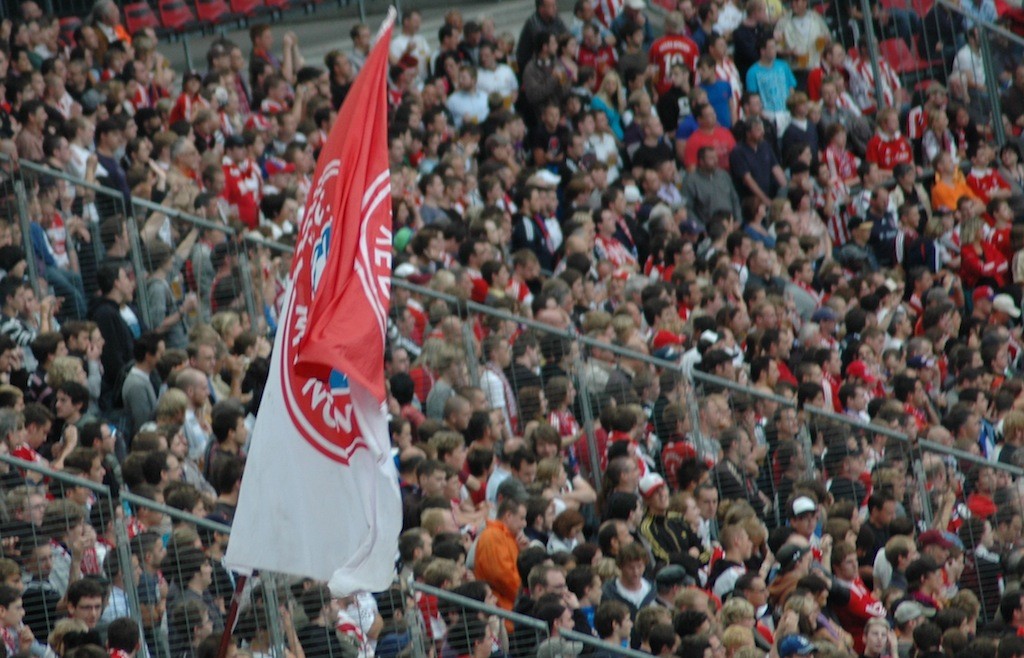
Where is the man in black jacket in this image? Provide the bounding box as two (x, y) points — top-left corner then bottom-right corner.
(88, 262), (136, 410)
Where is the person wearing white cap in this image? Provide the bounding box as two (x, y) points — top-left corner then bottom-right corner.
(611, 0), (654, 50)
(893, 600), (934, 656)
(992, 293), (1022, 321)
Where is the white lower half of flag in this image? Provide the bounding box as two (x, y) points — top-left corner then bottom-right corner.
(225, 325), (401, 595)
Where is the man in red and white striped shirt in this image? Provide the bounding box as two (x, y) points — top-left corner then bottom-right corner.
(710, 33), (743, 109)
(906, 82), (948, 141)
(846, 42), (905, 115)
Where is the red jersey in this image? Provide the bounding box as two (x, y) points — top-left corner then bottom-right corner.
(715, 58), (743, 108)
(907, 104), (929, 140)
(595, 235), (638, 269)
(992, 226), (1013, 259)
(649, 34), (700, 95)
(577, 44), (618, 89)
(594, 0), (623, 28)
(662, 440), (697, 490)
(222, 157), (263, 229)
(548, 408), (580, 440)
(807, 62), (848, 101)
(260, 98), (286, 116)
(833, 577), (886, 653)
(966, 167), (1011, 204)
(904, 402), (929, 432)
(825, 144), (858, 185)
(682, 127), (736, 171)
(865, 133), (913, 171)
(506, 278), (534, 307)
(168, 92), (209, 125)
(961, 241), (1010, 289)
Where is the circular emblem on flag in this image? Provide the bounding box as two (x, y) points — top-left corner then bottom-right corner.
(278, 159), (370, 464)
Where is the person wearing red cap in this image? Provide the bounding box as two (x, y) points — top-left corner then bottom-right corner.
(917, 530), (953, 568)
(845, 360), (878, 387)
(971, 285), (995, 322)
(651, 329), (683, 353)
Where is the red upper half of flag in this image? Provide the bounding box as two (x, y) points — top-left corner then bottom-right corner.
(290, 18), (395, 402)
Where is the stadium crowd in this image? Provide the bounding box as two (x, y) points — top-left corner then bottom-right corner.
(2, 0), (1024, 656)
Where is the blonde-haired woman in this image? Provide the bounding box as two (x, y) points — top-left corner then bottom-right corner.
(47, 355), (87, 389)
(591, 70), (626, 140)
(211, 311), (243, 351)
(45, 619), (88, 658)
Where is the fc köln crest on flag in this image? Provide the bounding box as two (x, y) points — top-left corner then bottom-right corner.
(226, 8), (402, 595)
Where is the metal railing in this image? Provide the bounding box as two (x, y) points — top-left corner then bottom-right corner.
(0, 155), (268, 343)
(0, 452), (411, 658)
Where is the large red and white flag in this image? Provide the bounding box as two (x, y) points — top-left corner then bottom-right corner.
(225, 9), (401, 595)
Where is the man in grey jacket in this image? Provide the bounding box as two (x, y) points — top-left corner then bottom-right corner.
(121, 332), (163, 440)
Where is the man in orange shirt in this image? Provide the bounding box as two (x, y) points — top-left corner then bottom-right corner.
(931, 151), (980, 212)
(474, 498), (528, 610)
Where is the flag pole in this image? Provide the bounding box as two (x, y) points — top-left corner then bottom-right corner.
(215, 575), (248, 658)
(377, 6), (398, 40)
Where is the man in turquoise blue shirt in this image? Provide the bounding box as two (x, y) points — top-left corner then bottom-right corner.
(745, 36), (796, 135)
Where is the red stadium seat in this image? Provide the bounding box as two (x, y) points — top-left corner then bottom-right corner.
(158, 0), (201, 32)
(912, 0), (934, 15)
(229, 0), (271, 17)
(195, 0), (237, 24)
(123, 3), (160, 33)
(263, 0), (292, 11)
(879, 38), (931, 75)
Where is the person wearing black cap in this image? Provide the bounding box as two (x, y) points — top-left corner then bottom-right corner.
(837, 213), (880, 273)
(768, 540), (813, 607)
(905, 556), (943, 612)
(652, 565), (688, 609)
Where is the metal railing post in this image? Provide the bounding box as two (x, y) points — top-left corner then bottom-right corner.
(912, 457), (935, 528)
(235, 244), (260, 327)
(978, 32), (1007, 144)
(572, 333), (602, 490)
(13, 179), (42, 300)
(261, 573), (287, 658)
(858, 0), (887, 112)
(683, 372), (711, 463)
(461, 321), (480, 386)
(112, 497), (146, 653)
(125, 214), (154, 330)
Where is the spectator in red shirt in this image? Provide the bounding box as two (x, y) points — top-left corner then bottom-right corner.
(960, 214), (1009, 289)
(866, 108), (913, 178)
